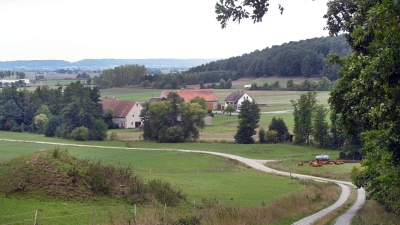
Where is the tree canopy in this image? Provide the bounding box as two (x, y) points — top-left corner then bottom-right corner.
(234, 100), (260, 144)
(140, 94), (207, 143)
(326, 0), (400, 212)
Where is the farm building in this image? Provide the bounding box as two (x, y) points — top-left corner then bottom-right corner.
(100, 98), (144, 128)
(160, 89), (219, 110)
(224, 91), (254, 111)
(0, 79), (30, 84)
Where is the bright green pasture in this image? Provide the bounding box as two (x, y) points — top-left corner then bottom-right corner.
(207, 113), (294, 133)
(0, 141), (304, 207)
(0, 132), (340, 161)
(0, 197), (135, 225)
(100, 88), (162, 101)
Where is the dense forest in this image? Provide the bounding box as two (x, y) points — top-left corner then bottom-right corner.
(187, 35), (349, 81)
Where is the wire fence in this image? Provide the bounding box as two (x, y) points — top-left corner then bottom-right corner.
(0, 197), (275, 225)
(132, 167), (248, 174)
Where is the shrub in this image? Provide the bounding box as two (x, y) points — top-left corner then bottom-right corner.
(34, 114), (48, 134)
(109, 131), (119, 141)
(148, 179), (186, 206)
(258, 128), (267, 143)
(70, 126), (89, 141)
(159, 126), (185, 143)
(90, 119), (108, 140)
(265, 130), (278, 143)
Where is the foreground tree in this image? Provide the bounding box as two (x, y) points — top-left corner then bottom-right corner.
(327, 0), (400, 212)
(234, 100), (260, 144)
(215, 0), (280, 28)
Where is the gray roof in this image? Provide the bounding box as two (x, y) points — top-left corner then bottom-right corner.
(224, 92), (245, 102)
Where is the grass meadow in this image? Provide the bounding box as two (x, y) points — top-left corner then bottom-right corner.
(0, 136), (348, 225)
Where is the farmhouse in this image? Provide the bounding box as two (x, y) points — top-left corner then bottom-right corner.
(224, 91), (254, 111)
(160, 89), (219, 110)
(100, 98), (144, 128)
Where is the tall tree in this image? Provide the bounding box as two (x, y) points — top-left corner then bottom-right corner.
(234, 100), (260, 144)
(291, 92), (317, 145)
(312, 105), (329, 147)
(326, 0), (400, 212)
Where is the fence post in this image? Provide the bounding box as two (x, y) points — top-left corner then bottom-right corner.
(92, 206), (94, 225)
(134, 204), (137, 221)
(34, 209), (38, 225)
(163, 203), (166, 217)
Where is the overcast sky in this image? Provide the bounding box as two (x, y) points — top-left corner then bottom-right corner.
(0, 0), (329, 62)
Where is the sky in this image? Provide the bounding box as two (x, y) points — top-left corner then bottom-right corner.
(0, 0), (329, 62)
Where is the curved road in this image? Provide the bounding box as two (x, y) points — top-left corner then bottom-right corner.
(0, 139), (365, 224)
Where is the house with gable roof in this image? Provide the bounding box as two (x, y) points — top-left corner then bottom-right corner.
(160, 89), (219, 110)
(100, 98), (144, 128)
(224, 91), (254, 111)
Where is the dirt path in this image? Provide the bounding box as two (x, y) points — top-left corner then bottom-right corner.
(0, 139), (365, 224)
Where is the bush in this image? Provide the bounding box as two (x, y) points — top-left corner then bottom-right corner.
(108, 131), (119, 141)
(70, 126), (89, 141)
(159, 126), (185, 143)
(148, 179), (186, 206)
(265, 130), (278, 143)
(259, 128), (267, 143)
(90, 119), (108, 140)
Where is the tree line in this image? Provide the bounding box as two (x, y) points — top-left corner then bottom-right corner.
(0, 82), (108, 141)
(0, 71), (26, 79)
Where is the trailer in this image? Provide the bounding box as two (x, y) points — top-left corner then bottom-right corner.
(315, 154), (330, 161)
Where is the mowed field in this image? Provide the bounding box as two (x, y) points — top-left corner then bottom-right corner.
(0, 140), (305, 207)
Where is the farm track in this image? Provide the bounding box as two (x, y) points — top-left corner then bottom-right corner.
(0, 139), (365, 224)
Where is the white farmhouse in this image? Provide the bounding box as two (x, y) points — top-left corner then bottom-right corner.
(224, 91), (254, 111)
(100, 98), (144, 128)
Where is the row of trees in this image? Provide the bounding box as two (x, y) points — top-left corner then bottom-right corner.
(248, 77), (334, 91)
(0, 82), (108, 141)
(0, 71), (26, 79)
(93, 64), (147, 89)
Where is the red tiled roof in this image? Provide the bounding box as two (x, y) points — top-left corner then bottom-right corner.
(160, 89), (218, 102)
(100, 98), (136, 118)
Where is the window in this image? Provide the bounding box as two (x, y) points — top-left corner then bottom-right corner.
(131, 122), (133, 125)
(132, 114), (134, 117)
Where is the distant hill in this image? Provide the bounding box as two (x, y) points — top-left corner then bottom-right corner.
(186, 35), (349, 81)
(0, 58), (220, 71)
